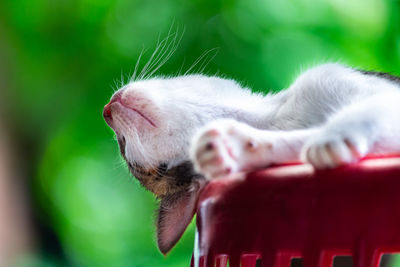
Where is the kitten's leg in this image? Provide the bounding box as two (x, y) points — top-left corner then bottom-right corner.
(190, 119), (318, 180)
(302, 92), (400, 169)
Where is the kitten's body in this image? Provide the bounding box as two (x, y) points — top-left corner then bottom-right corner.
(103, 63), (400, 253)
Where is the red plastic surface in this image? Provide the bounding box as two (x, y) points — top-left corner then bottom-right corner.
(191, 157), (400, 267)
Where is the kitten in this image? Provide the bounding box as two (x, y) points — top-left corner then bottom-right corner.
(103, 63), (400, 253)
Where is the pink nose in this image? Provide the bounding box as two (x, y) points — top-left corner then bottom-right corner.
(103, 90), (124, 126)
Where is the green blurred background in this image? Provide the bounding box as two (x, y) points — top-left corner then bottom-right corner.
(0, 0), (400, 266)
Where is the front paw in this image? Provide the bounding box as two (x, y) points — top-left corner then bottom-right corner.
(190, 119), (260, 180)
(301, 131), (369, 169)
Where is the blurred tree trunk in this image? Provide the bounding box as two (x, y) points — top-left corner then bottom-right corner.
(0, 113), (33, 265)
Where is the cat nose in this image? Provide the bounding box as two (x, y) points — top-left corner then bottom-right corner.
(103, 104), (112, 122)
(103, 90), (124, 126)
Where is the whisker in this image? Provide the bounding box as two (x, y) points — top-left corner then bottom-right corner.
(131, 45), (147, 82)
(111, 157), (127, 171)
(198, 48), (219, 74)
(145, 26), (185, 79)
(141, 26), (181, 80)
(184, 47), (219, 75)
(138, 24), (177, 80)
(145, 28), (176, 71)
(120, 70), (124, 87)
(110, 80), (119, 93)
(136, 38), (164, 81)
(177, 57), (186, 76)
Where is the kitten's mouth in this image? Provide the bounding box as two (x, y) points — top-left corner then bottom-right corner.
(110, 102), (156, 128)
(103, 92), (156, 128)
(119, 102), (156, 127)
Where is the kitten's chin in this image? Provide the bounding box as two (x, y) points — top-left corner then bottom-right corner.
(116, 135), (126, 158)
(123, 159), (204, 198)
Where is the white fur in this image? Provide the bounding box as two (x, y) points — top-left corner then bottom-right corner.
(109, 63), (400, 179)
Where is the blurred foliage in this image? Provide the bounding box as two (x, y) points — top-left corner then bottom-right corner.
(1, 0), (400, 266)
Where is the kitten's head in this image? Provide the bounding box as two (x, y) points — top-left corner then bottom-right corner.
(103, 74), (247, 253)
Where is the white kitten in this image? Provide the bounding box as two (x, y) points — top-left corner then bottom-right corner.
(104, 63), (400, 253)
(190, 64), (400, 179)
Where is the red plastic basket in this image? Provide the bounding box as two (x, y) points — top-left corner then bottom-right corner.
(190, 156), (400, 267)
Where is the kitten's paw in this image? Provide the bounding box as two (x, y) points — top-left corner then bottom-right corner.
(190, 119), (261, 180)
(301, 131), (369, 169)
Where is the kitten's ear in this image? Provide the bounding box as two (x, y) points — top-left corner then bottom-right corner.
(157, 180), (205, 255)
